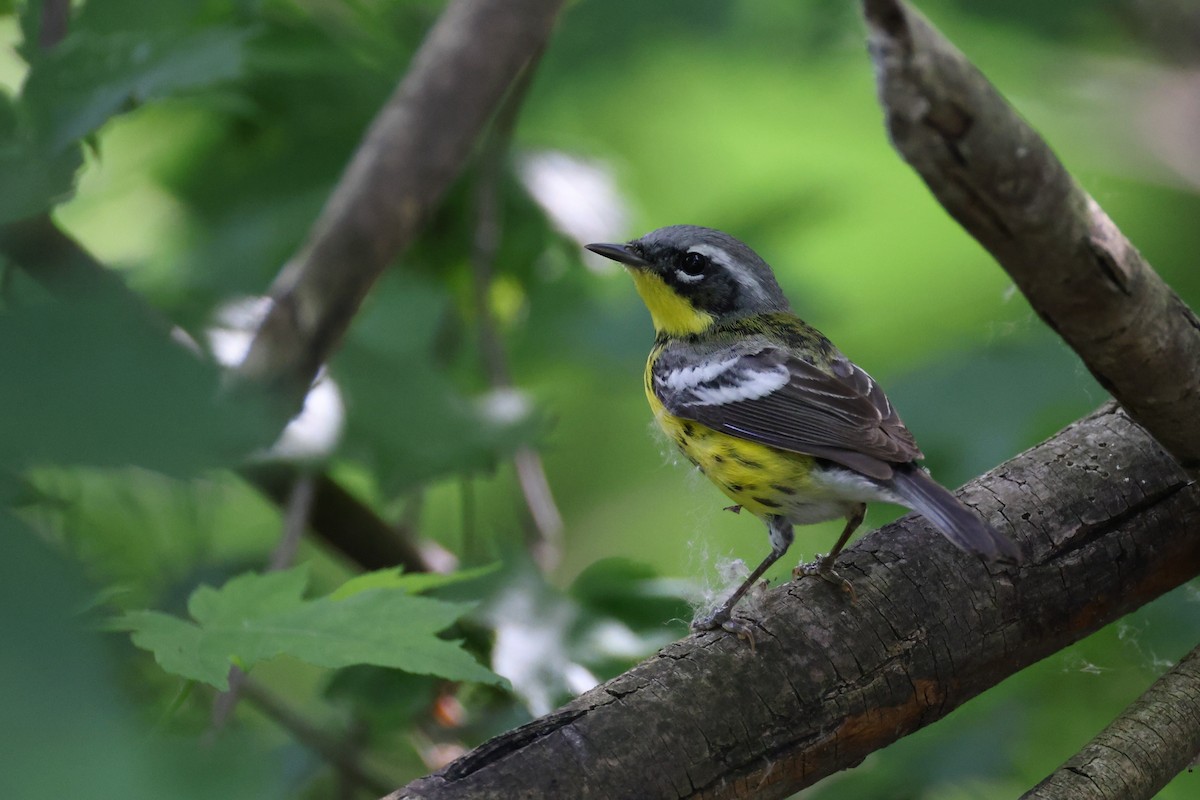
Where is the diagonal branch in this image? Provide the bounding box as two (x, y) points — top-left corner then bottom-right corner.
(240, 677), (394, 796)
(0, 219), (428, 573)
(237, 0), (567, 400)
(1022, 642), (1200, 800)
(863, 0), (1200, 473)
(388, 404), (1200, 799)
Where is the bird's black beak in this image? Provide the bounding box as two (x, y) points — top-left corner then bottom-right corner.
(584, 242), (649, 268)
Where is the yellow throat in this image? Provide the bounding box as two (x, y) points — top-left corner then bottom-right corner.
(628, 269), (715, 336)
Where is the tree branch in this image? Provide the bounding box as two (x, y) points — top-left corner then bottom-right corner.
(38, 0), (70, 50)
(863, 0), (1200, 473)
(468, 44), (564, 570)
(0, 218), (428, 573)
(245, 464), (433, 573)
(1022, 642), (1200, 800)
(389, 405), (1200, 799)
(240, 677), (394, 796)
(237, 0), (566, 400)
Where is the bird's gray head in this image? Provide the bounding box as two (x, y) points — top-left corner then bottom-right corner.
(586, 226), (791, 334)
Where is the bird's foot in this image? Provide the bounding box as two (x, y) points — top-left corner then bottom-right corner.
(692, 610), (757, 651)
(792, 556), (857, 602)
(723, 504), (743, 514)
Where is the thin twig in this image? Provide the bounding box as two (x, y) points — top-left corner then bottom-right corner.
(510, 447), (563, 570)
(212, 472), (317, 729)
(270, 471), (316, 570)
(247, 465), (433, 573)
(241, 677), (395, 796)
(468, 45), (563, 570)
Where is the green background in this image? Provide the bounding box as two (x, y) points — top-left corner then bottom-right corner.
(3, 0), (1198, 797)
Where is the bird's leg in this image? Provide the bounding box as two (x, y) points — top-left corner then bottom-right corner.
(792, 503), (864, 600)
(693, 515), (793, 642)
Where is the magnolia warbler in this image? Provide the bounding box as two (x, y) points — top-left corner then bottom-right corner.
(586, 225), (1022, 635)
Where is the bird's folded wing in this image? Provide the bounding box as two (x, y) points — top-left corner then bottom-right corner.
(651, 343), (922, 480)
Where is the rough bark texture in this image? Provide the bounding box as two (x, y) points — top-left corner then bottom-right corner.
(864, 0), (1200, 473)
(1022, 644), (1200, 800)
(237, 0), (566, 399)
(390, 405), (1200, 799)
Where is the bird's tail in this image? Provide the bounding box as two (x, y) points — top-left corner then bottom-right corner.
(887, 464), (1024, 564)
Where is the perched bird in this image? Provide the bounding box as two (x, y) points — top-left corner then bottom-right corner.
(586, 225), (1022, 635)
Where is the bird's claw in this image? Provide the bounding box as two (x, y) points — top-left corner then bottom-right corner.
(691, 611), (757, 651)
(792, 557), (857, 602)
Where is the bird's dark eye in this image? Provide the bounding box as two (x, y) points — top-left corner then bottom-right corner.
(681, 252), (708, 275)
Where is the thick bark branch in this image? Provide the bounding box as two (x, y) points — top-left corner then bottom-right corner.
(863, 0), (1200, 473)
(1022, 643), (1200, 800)
(390, 405), (1200, 799)
(237, 0), (566, 399)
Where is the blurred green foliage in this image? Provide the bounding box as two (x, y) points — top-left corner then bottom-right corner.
(2, 0), (1199, 798)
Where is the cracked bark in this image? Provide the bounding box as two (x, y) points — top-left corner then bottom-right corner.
(1022, 644), (1200, 800)
(390, 405), (1200, 799)
(864, 0), (1200, 474)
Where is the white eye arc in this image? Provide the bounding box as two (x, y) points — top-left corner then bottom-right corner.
(686, 243), (770, 303)
(674, 269), (705, 284)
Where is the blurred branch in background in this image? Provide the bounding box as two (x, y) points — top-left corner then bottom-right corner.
(37, 0), (68, 50)
(865, 0), (1200, 476)
(0, 214), (168, 330)
(247, 465), (434, 573)
(470, 43), (564, 571)
(1123, 0), (1200, 66)
(0, 213), (429, 572)
(1022, 642), (1200, 800)
(240, 676), (394, 797)
(237, 0), (567, 402)
(391, 405), (1200, 799)
(1116, 0), (1200, 197)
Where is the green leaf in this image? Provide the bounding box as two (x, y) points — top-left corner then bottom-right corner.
(21, 26), (255, 151)
(570, 557), (694, 630)
(0, 295), (275, 475)
(1, 512), (275, 799)
(114, 566), (501, 690)
(0, 91), (83, 223)
(337, 273), (545, 493)
(331, 562), (500, 600)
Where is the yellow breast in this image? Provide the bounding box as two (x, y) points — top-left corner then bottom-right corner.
(644, 350), (817, 518)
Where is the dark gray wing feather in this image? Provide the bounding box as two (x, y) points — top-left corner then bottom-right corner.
(652, 343), (921, 480)
(653, 340), (1024, 563)
(887, 464), (1025, 563)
